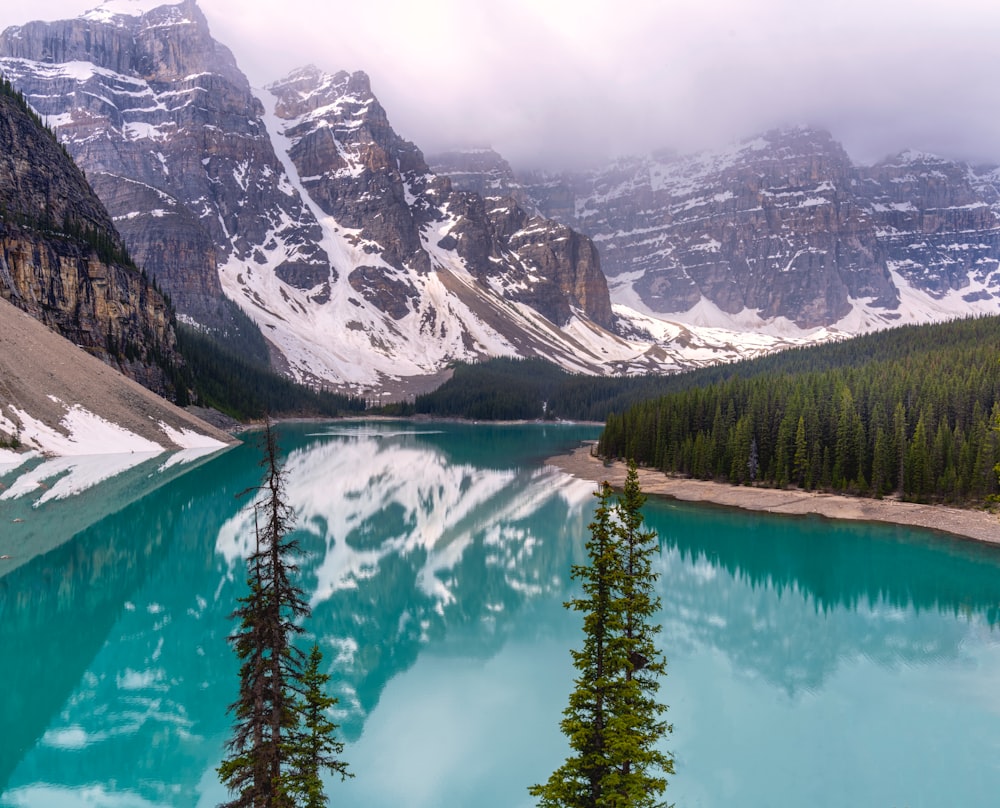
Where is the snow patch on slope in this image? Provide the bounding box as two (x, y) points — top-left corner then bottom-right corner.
(157, 420), (228, 450)
(218, 87), (616, 392)
(4, 401), (163, 456)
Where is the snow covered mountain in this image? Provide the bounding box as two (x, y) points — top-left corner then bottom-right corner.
(0, 0), (326, 333)
(494, 128), (1000, 334)
(0, 0), (811, 396)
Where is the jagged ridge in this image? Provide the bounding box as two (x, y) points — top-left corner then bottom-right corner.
(488, 128), (1000, 332)
(0, 2), (831, 393)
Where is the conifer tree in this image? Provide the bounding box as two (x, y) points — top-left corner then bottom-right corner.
(792, 415), (809, 487)
(530, 481), (620, 808)
(219, 421), (308, 807)
(284, 645), (352, 807)
(218, 422), (348, 807)
(607, 462), (673, 806)
(531, 463), (672, 808)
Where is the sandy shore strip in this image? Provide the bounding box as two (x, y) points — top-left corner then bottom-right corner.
(547, 442), (1000, 547)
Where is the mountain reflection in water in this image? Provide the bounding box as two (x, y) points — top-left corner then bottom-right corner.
(2, 421), (1000, 808)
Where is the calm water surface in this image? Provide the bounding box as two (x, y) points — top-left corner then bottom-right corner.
(2, 421), (1000, 807)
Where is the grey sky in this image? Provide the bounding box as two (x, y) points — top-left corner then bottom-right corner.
(7, 0), (1000, 170)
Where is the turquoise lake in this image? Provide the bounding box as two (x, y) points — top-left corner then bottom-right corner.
(2, 421), (1000, 807)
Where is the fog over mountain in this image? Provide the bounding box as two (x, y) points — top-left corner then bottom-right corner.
(7, 0), (1000, 171)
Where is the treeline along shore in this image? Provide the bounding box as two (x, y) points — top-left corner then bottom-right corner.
(599, 316), (1000, 506)
(549, 443), (1000, 547)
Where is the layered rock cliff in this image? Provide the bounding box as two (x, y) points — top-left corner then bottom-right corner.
(428, 147), (535, 212)
(0, 83), (178, 394)
(264, 66), (614, 330)
(516, 129), (903, 329)
(863, 151), (1000, 301)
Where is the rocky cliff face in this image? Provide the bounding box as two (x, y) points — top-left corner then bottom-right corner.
(510, 129), (905, 329)
(863, 151), (1000, 301)
(437, 129), (1000, 332)
(0, 87), (177, 394)
(264, 66), (613, 329)
(264, 66), (443, 312)
(441, 192), (613, 328)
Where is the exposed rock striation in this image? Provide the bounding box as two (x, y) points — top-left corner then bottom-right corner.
(265, 66), (613, 329)
(0, 87), (177, 394)
(428, 147), (535, 212)
(443, 193), (613, 328)
(512, 129), (907, 329)
(863, 151), (1000, 301)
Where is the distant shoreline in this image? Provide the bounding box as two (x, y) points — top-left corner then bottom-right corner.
(546, 442), (1000, 548)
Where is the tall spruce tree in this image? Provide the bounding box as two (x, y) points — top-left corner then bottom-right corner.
(218, 422), (348, 807)
(531, 462), (672, 808)
(608, 462), (673, 807)
(530, 482), (620, 807)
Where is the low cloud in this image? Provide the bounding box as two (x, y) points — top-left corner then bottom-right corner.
(11, 0), (1000, 170)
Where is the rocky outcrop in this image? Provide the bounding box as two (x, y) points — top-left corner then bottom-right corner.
(429, 149), (614, 326)
(863, 152), (1000, 299)
(264, 65), (615, 329)
(443, 193), (613, 328)
(271, 67), (437, 273)
(509, 130), (900, 328)
(0, 88), (177, 394)
(266, 66), (437, 316)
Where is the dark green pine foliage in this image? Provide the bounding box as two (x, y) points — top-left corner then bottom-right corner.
(218, 546), (272, 806)
(218, 423), (310, 808)
(176, 323), (366, 420)
(530, 482), (621, 808)
(531, 463), (672, 808)
(405, 357), (570, 420)
(401, 317), (1000, 437)
(607, 463), (673, 806)
(599, 317), (1000, 505)
(283, 645), (352, 807)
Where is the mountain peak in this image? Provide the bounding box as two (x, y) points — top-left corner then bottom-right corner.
(346, 69), (372, 95)
(755, 126), (842, 154)
(268, 66), (373, 101)
(80, 0), (194, 25)
(881, 148), (950, 168)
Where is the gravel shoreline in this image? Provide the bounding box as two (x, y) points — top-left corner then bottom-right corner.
(547, 442), (1000, 548)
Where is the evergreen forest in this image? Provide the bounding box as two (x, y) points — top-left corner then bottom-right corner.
(176, 323), (365, 421)
(599, 316), (1000, 504)
(402, 317), (1000, 431)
